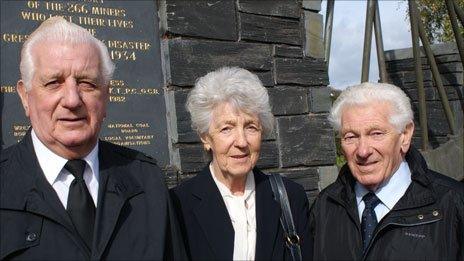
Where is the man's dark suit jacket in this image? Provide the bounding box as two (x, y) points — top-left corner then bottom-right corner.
(171, 166), (311, 260)
(0, 130), (187, 260)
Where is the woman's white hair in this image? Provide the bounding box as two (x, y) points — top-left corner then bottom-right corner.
(186, 67), (274, 136)
(329, 82), (414, 133)
(20, 16), (115, 90)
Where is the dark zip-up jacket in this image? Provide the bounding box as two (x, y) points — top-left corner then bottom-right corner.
(309, 147), (464, 260)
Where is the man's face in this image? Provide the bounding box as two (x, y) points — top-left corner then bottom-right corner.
(340, 102), (414, 191)
(17, 41), (108, 159)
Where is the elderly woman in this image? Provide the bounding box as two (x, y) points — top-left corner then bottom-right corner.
(170, 67), (311, 261)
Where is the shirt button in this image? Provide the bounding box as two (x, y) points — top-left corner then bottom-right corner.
(26, 232), (38, 242)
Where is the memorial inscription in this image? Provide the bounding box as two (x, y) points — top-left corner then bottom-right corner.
(0, 0), (170, 167)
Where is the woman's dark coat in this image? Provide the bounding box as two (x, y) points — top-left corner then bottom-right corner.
(171, 166), (311, 261)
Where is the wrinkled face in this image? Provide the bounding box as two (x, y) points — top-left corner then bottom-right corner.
(202, 102), (262, 184)
(17, 41), (108, 159)
(340, 102), (413, 191)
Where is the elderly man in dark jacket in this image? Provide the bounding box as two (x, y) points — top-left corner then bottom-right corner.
(0, 17), (186, 260)
(309, 82), (464, 260)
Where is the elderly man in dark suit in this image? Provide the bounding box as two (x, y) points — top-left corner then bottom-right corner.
(0, 17), (186, 260)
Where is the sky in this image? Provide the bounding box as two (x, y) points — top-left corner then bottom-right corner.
(321, 1), (412, 89)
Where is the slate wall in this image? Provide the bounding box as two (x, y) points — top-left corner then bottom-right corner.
(385, 42), (464, 149)
(158, 0), (336, 202)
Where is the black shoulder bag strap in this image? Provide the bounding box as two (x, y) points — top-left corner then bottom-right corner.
(269, 173), (302, 261)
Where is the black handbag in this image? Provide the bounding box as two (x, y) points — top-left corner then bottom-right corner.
(269, 173), (302, 261)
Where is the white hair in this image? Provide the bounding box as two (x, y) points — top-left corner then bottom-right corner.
(20, 16), (115, 90)
(186, 67), (274, 136)
(329, 82), (414, 133)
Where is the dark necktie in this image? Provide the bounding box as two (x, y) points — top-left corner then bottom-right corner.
(361, 192), (381, 252)
(65, 159), (95, 250)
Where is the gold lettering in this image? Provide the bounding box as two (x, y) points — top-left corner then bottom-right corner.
(2, 34), (28, 43)
(78, 16), (105, 26)
(106, 18), (133, 28)
(107, 40), (150, 51)
(109, 96), (126, 102)
(1, 85), (16, 93)
(110, 80), (125, 86)
(66, 3), (89, 14)
(44, 1), (65, 11)
(91, 6), (126, 17)
(21, 11), (48, 21)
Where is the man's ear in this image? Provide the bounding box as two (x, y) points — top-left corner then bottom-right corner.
(400, 121), (414, 154)
(17, 80), (30, 117)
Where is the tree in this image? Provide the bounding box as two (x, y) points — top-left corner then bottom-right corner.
(414, 0), (464, 43)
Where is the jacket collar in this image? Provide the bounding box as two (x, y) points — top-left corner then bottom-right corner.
(327, 146), (436, 213)
(92, 140), (144, 259)
(188, 166), (281, 260)
(189, 166), (235, 260)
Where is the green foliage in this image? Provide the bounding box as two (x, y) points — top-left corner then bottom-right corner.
(415, 0), (464, 43)
(335, 136), (347, 169)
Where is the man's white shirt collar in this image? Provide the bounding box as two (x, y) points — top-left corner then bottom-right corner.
(31, 129), (99, 207)
(355, 160), (412, 221)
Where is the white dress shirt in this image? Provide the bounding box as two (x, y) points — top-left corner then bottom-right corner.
(210, 164), (256, 261)
(31, 129), (99, 208)
(355, 160), (412, 222)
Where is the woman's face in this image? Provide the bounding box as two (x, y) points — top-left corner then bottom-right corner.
(201, 102), (262, 182)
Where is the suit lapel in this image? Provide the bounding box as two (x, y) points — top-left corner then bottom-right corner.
(2, 131), (74, 229)
(254, 169), (281, 261)
(1, 131), (89, 254)
(191, 167), (234, 260)
(92, 141), (143, 259)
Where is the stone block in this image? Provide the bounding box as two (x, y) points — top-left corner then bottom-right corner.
(318, 165), (339, 190)
(303, 11), (324, 59)
(175, 89), (199, 143)
(302, 0), (322, 11)
(275, 57), (328, 85)
(403, 85), (462, 102)
(269, 86), (309, 115)
(435, 54), (461, 63)
(309, 87), (331, 113)
(274, 45), (303, 58)
(179, 144), (210, 173)
(441, 72), (463, 86)
(254, 70), (275, 87)
(268, 167), (319, 191)
(277, 114), (336, 167)
(169, 39), (272, 86)
(240, 12), (302, 45)
(384, 42), (457, 61)
(238, 0), (300, 18)
(412, 100), (463, 137)
(166, 0), (237, 40)
(437, 62), (463, 74)
(389, 70), (433, 85)
(385, 58), (429, 73)
(256, 141), (279, 169)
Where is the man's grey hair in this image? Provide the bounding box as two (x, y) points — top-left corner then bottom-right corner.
(186, 66), (274, 136)
(329, 82), (414, 133)
(20, 16), (115, 90)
